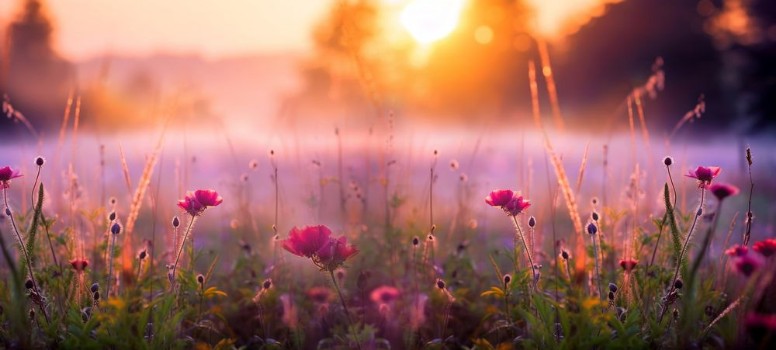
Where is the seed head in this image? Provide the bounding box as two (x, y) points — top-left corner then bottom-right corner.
(108, 211), (116, 221)
(412, 236), (420, 246)
(138, 250), (147, 260)
(528, 216), (536, 228)
(262, 278), (272, 290)
(111, 222), (122, 235)
(592, 211), (599, 222)
(35, 156), (45, 167)
(663, 156), (673, 166)
(172, 216), (180, 228)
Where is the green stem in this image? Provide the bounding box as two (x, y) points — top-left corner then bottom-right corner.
(172, 216), (196, 290)
(512, 216), (538, 291)
(330, 270), (361, 350)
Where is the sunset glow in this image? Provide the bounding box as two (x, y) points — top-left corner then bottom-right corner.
(400, 0), (465, 44)
(525, 0), (624, 39)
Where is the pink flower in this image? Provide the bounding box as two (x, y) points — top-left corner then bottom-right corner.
(685, 166), (721, 188)
(753, 238), (776, 258)
(316, 236), (359, 269)
(619, 258), (638, 273)
(177, 189), (223, 216)
(504, 196), (531, 216)
(724, 244), (748, 257)
(282, 225), (332, 258)
(0, 166), (22, 189)
(306, 286), (333, 303)
(486, 189), (530, 216)
(70, 258), (89, 272)
(485, 189), (514, 207)
(745, 312), (776, 337)
(733, 254), (762, 277)
(370, 285), (400, 304)
(709, 183), (739, 200)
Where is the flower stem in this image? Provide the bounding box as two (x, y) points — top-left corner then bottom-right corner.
(171, 216), (196, 290)
(329, 270), (361, 350)
(512, 216), (538, 291)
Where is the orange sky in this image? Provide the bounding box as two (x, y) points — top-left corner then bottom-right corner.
(0, 0), (332, 60)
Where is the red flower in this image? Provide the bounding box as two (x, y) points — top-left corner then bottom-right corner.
(619, 258), (638, 272)
(316, 236), (359, 269)
(282, 225), (332, 258)
(486, 189), (530, 216)
(504, 196), (531, 216)
(306, 286), (332, 304)
(685, 166), (721, 188)
(753, 238), (776, 257)
(485, 189), (514, 207)
(177, 189), (223, 216)
(709, 183), (739, 201)
(724, 244), (748, 257)
(0, 166), (22, 189)
(370, 285), (400, 304)
(733, 254), (762, 277)
(70, 258), (89, 272)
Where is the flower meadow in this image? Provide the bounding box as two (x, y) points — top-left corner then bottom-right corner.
(0, 130), (775, 350)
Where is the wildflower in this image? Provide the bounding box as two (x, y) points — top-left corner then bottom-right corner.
(724, 244), (748, 257)
(370, 285), (400, 304)
(282, 225), (332, 258)
(619, 258), (638, 273)
(709, 183), (739, 201)
(316, 236), (359, 269)
(504, 195), (531, 216)
(685, 166), (721, 188)
(177, 189), (223, 216)
(753, 238), (776, 257)
(734, 254), (762, 277)
(744, 312), (776, 338)
(0, 166), (22, 188)
(307, 286), (332, 304)
(485, 189), (514, 207)
(70, 258), (89, 272)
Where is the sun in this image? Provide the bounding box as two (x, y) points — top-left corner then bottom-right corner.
(400, 0), (466, 44)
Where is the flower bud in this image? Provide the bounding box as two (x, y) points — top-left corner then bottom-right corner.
(197, 274), (205, 285)
(592, 211), (599, 222)
(503, 274), (511, 286)
(25, 279), (33, 289)
(111, 222), (122, 235)
(35, 156), (45, 166)
(561, 250), (570, 260)
(528, 216), (536, 228)
(262, 278), (272, 290)
(674, 279), (683, 289)
(587, 222), (598, 235)
(172, 216), (180, 228)
(608, 291), (615, 301)
(436, 278), (446, 290)
(608, 283), (618, 293)
(108, 211), (116, 221)
(663, 156), (673, 166)
(90, 283), (99, 293)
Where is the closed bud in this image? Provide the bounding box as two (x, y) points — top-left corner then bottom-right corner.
(528, 216), (536, 228)
(503, 274), (511, 286)
(412, 236), (420, 246)
(172, 216), (180, 228)
(592, 211), (599, 222)
(262, 278), (272, 290)
(35, 156), (45, 166)
(663, 156), (673, 166)
(608, 291), (615, 301)
(108, 211), (116, 221)
(93, 291), (100, 301)
(608, 283), (618, 293)
(139, 250), (147, 260)
(25, 279), (34, 289)
(197, 274), (205, 285)
(5, 208), (11, 216)
(587, 222), (598, 235)
(696, 207), (703, 217)
(91, 283), (99, 293)
(111, 222), (122, 235)
(561, 250), (570, 260)
(436, 278), (446, 290)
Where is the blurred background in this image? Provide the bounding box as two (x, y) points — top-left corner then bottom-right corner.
(0, 0), (774, 138)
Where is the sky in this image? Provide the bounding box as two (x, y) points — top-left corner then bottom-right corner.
(0, 0), (332, 60)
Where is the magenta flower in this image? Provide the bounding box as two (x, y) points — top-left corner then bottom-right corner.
(177, 189), (223, 216)
(316, 236), (359, 269)
(685, 166), (721, 188)
(744, 312), (776, 336)
(0, 166), (22, 189)
(753, 238), (776, 258)
(485, 189), (514, 207)
(282, 225), (358, 271)
(70, 258), (89, 272)
(282, 225), (333, 258)
(724, 244), (748, 257)
(733, 254), (762, 277)
(306, 286), (333, 304)
(709, 183), (739, 201)
(619, 258), (638, 273)
(370, 285), (400, 304)
(486, 189), (530, 216)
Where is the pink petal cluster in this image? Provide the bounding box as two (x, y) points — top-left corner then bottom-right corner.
(733, 253), (762, 277)
(282, 225), (358, 271)
(745, 312), (776, 333)
(709, 183), (739, 200)
(0, 166), (22, 189)
(177, 189), (223, 216)
(619, 258), (638, 273)
(485, 189), (531, 216)
(753, 238), (776, 257)
(685, 166), (721, 188)
(70, 258), (89, 272)
(725, 244), (748, 257)
(370, 285), (400, 304)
